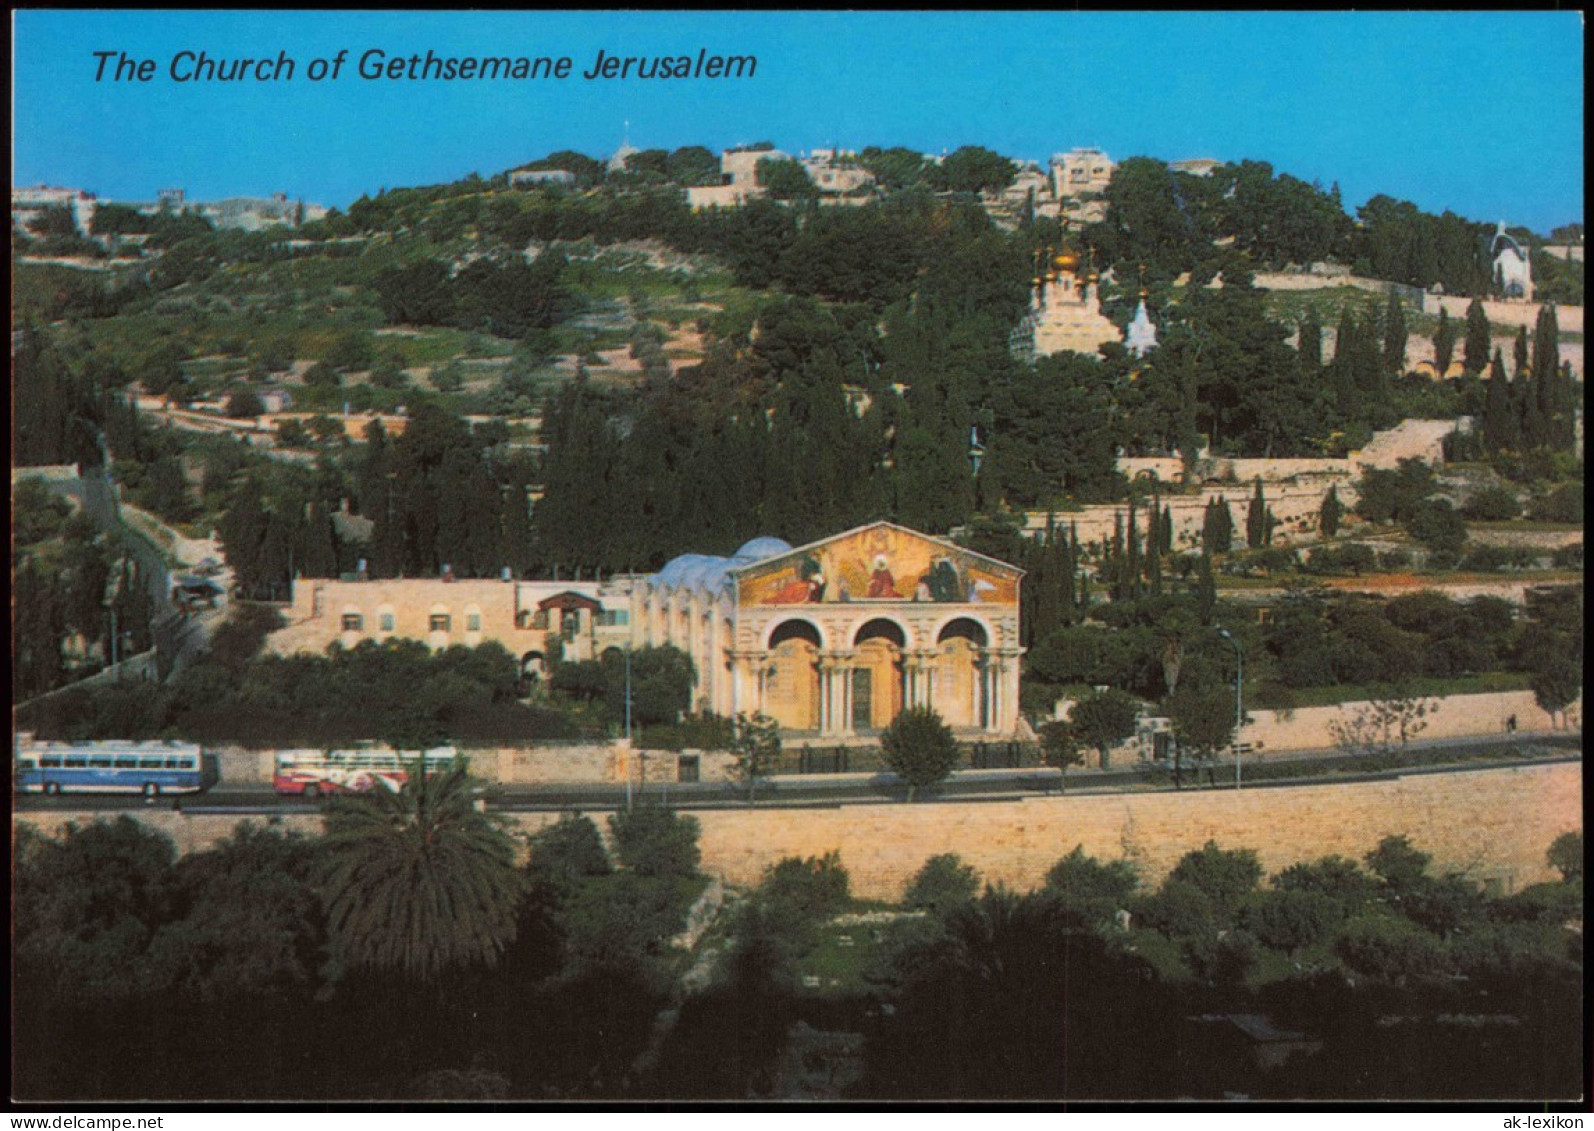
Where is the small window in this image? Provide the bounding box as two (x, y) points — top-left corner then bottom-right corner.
(430, 614), (452, 632)
(342, 613), (364, 632)
(90, 756), (113, 769)
(466, 613), (482, 632)
(165, 757), (185, 770)
(114, 756), (139, 769)
(139, 757), (164, 770)
(379, 613), (396, 632)
(532, 610), (550, 630)
(65, 756), (88, 768)
(17, 759), (38, 771)
(41, 756), (62, 768)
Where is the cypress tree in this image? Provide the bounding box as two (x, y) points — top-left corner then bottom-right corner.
(1512, 325), (1529, 380)
(1298, 311), (1323, 375)
(355, 419), (390, 517)
(1329, 308), (1358, 419)
(1196, 550), (1217, 625)
(1382, 292), (1408, 376)
(502, 479), (533, 578)
(1320, 485), (1342, 538)
(1483, 348), (1517, 455)
(1216, 497), (1234, 554)
(1432, 307), (1456, 376)
(1161, 504), (1174, 554)
(1246, 479), (1269, 548)
(1201, 497), (1220, 557)
(1462, 298), (1491, 375)
(1556, 361), (1577, 450)
(1147, 505), (1163, 595)
(1125, 497), (1142, 599)
(303, 498), (339, 578)
(1531, 303), (1560, 434)
(1064, 523), (1082, 624)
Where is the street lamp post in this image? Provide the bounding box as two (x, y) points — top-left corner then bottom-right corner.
(1218, 628), (1243, 788)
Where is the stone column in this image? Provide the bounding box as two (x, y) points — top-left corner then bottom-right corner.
(817, 653), (846, 737)
(838, 651), (856, 736)
(986, 657), (1004, 734)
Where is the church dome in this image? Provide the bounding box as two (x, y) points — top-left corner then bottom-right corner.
(657, 553), (721, 589)
(1053, 250), (1079, 271)
(732, 536), (793, 562)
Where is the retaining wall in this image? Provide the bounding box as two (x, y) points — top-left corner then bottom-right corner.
(16, 763), (1579, 902)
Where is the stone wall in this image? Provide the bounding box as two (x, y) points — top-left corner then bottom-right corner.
(1241, 690), (1579, 755)
(1024, 481), (1341, 552)
(17, 763), (1578, 902)
(1422, 294), (1584, 335)
(212, 742), (736, 786)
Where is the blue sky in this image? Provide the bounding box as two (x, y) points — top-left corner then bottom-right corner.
(13, 10), (1585, 233)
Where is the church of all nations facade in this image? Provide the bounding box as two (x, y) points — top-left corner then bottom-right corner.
(267, 521), (1025, 738)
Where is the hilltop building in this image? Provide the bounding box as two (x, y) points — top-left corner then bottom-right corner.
(12, 184), (97, 235)
(1051, 148), (1114, 198)
(1491, 222), (1534, 301)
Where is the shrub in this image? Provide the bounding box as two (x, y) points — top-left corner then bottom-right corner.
(608, 806), (701, 878)
(1550, 543), (1583, 569)
(1461, 484), (1521, 522)
(1529, 483), (1583, 524)
(1334, 914), (1446, 982)
(761, 851), (851, 921)
(904, 853), (980, 914)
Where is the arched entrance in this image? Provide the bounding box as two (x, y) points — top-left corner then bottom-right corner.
(766, 620), (822, 732)
(520, 650), (546, 694)
(936, 618), (989, 729)
(853, 618), (907, 731)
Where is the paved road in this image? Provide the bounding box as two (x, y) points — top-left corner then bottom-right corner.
(15, 747), (1580, 816)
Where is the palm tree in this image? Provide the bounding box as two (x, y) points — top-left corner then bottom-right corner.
(320, 764), (525, 982)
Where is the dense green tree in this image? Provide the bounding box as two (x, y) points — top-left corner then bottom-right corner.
(608, 805), (701, 878)
(1067, 688), (1139, 770)
(754, 157), (816, 200)
(1546, 832), (1582, 883)
(14, 817), (178, 1006)
(880, 706), (962, 801)
(730, 712), (781, 803)
(905, 853), (980, 914)
(1043, 845), (1139, 922)
(937, 146), (1017, 195)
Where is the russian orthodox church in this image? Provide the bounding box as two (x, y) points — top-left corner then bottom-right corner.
(1015, 227), (1124, 359)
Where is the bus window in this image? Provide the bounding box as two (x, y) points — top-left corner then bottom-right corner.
(65, 756), (88, 768)
(90, 756), (114, 769)
(140, 757), (164, 770)
(17, 758), (38, 770)
(115, 756), (139, 768)
(40, 756), (62, 768)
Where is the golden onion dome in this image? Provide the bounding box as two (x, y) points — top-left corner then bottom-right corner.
(1054, 251), (1078, 270)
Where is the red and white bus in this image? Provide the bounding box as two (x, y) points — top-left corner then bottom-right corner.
(273, 747), (461, 798)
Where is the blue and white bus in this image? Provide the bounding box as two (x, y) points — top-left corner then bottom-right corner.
(13, 739), (212, 797)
